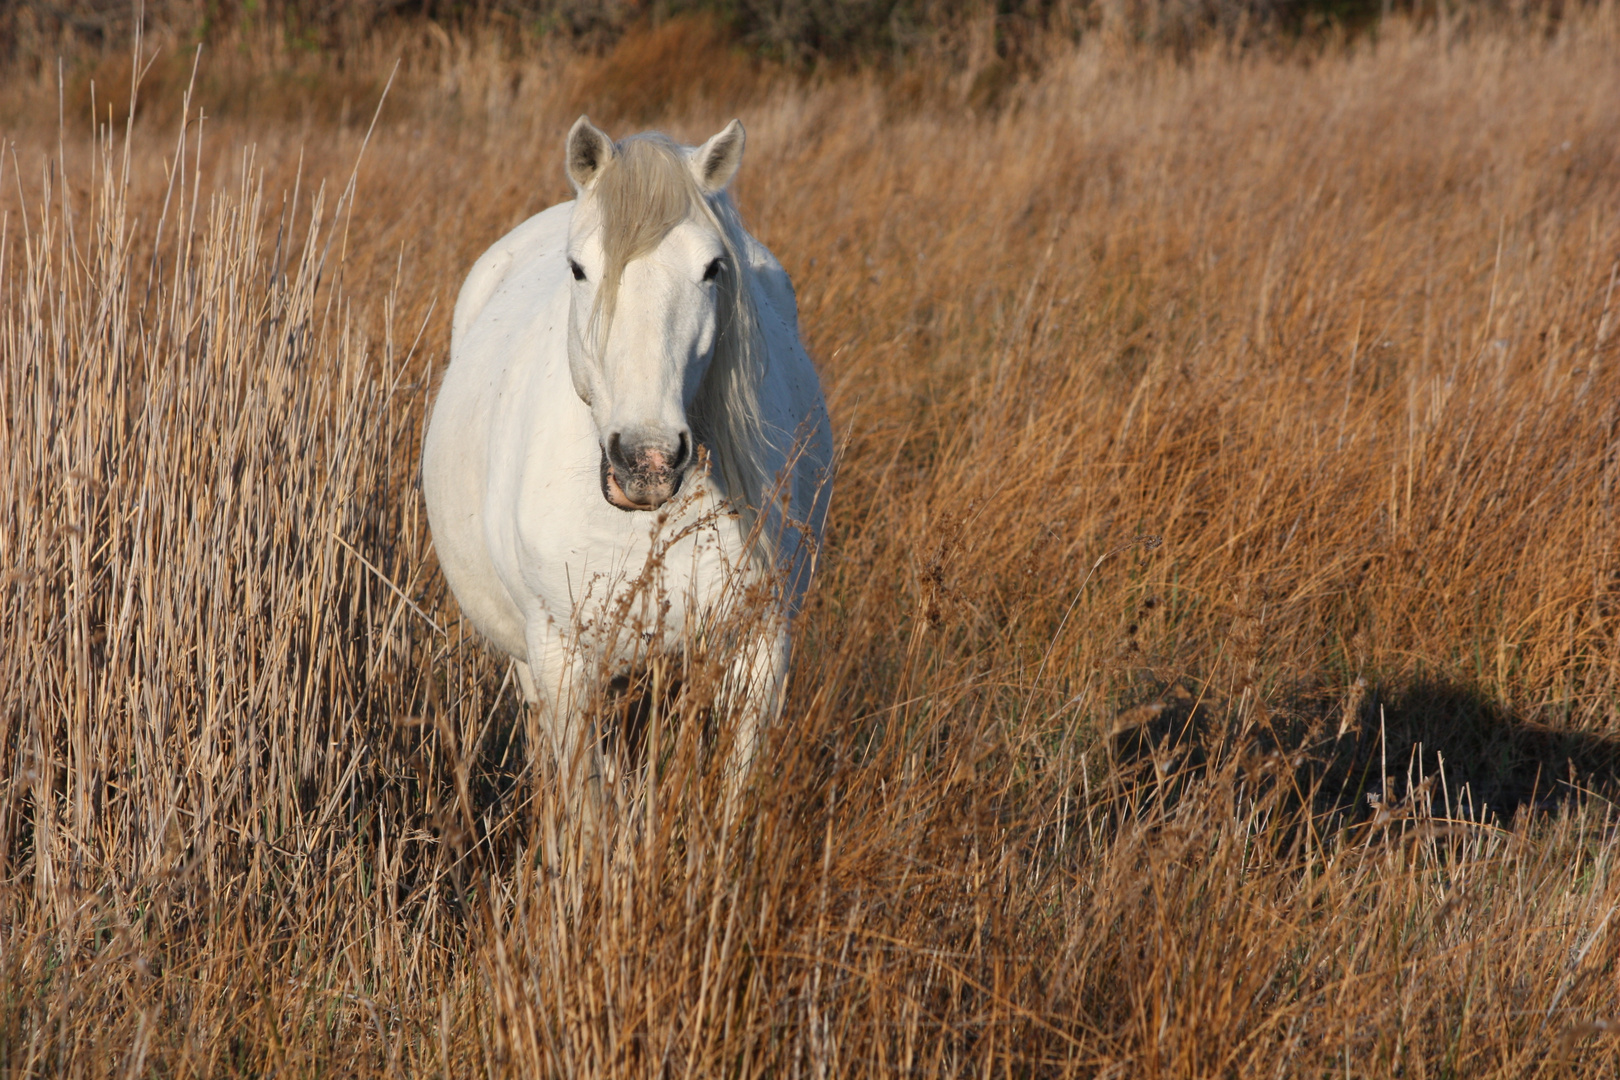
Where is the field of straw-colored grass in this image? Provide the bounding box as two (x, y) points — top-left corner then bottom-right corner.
(3, 7), (1620, 1076)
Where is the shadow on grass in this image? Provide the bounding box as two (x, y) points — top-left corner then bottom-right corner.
(1369, 679), (1620, 817)
(1106, 675), (1620, 826)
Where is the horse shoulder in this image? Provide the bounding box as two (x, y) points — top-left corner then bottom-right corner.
(426, 201), (578, 661)
(739, 237), (824, 433)
(742, 233), (802, 341)
(452, 202), (576, 340)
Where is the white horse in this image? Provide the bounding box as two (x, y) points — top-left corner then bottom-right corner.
(422, 117), (833, 831)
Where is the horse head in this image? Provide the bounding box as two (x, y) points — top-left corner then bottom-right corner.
(562, 116), (748, 512)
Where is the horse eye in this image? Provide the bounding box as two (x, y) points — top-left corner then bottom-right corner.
(702, 258), (723, 282)
(569, 259), (587, 282)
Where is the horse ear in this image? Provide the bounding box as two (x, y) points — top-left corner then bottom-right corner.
(566, 116), (616, 192)
(691, 119), (745, 194)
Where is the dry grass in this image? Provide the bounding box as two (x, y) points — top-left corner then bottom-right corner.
(4, 6), (1620, 1076)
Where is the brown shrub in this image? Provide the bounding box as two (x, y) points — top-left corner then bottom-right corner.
(569, 15), (770, 126)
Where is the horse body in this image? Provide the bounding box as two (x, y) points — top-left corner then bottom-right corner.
(422, 118), (832, 817)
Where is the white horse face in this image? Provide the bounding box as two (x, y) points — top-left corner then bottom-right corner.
(565, 212), (725, 510)
(562, 117), (746, 512)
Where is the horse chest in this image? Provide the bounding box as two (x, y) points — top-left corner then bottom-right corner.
(510, 470), (750, 658)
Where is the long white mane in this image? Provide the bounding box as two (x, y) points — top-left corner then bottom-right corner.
(586, 133), (772, 542)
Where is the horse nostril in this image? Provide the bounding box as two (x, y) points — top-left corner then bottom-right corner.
(670, 431), (691, 472)
(606, 432), (631, 472)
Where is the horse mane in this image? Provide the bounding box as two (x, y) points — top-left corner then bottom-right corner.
(587, 133), (772, 553)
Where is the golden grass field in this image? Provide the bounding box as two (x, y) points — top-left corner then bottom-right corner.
(3, 6), (1620, 1075)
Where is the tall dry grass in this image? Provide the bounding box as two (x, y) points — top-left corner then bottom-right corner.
(3, 7), (1620, 1076)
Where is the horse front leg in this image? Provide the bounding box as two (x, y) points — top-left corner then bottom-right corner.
(721, 618), (790, 819)
(524, 617), (606, 860)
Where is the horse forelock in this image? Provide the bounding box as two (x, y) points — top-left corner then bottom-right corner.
(588, 135), (699, 344)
